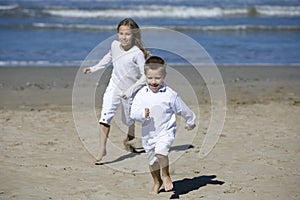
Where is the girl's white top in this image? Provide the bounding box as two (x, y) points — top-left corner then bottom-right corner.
(130, 83), (196, 151)
(90, 40), (146, 98)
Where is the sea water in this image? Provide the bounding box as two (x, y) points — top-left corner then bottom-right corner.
(0, 0), (300, 66)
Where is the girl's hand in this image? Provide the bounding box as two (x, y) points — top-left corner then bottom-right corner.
(121, 94), (127, 99)
(145, 108), (150, 119)
(185, 124), (196, 131)
(83, 67), (91, 74)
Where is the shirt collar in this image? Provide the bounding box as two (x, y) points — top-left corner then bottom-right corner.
(159, 83), (167, 92)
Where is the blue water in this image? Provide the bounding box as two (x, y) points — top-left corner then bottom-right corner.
(0, 0), (300, 66)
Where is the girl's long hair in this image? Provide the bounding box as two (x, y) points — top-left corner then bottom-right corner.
(117, 18), (149, 59)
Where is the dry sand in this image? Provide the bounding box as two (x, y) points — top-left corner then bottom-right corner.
(0, 65), (299, 199)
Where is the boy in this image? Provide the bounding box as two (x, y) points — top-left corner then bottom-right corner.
(130, 56), (196, 194)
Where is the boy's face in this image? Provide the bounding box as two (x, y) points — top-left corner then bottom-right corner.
(118, 25), (133, 50)
(146, 68), (165, 92)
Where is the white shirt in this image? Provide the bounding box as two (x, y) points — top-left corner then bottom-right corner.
(90, 40), (146, 98)
(130, 83), (196, 151)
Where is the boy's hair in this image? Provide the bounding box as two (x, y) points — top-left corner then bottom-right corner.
(144, 56), (167, 75)
(117, 18), (149, 59)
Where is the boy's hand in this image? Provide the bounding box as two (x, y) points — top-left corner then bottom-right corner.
(185, 124), (196, 131)
(145, 108), (150, 119)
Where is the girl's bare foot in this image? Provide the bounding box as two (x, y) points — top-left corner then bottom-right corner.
(94, 158), (102, 165)
(125, 134), (135, 141)
(123, 136), (135, 152)
(149, 181), (162, 195)
(162, 176), (173, 192)
(93, 150), (107, 165)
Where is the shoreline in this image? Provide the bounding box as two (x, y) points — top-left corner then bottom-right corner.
(0, 65), (299, 107)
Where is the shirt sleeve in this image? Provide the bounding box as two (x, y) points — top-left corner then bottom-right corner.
(90, 50), (112, 73)
(130, 90), (147, 123)
(123, 51), (146, 98)
(173, 95), (196, 126)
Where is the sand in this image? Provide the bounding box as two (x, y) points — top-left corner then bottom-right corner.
(0, 65), (299, 199)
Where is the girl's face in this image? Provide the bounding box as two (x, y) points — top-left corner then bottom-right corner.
(146, 68), (165, 92)
(118, 25), (134, 50)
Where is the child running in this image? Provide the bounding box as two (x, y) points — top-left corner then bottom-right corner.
(130, 56), (196, 194)
(83, 18), (149, 164)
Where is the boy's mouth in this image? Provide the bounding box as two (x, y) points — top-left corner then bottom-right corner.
(149, 83), (159, 87)
(149, 83), (160, 91)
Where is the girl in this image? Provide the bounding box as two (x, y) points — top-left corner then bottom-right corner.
(130, 56), (196, 194)
(83, 18), (149, 164)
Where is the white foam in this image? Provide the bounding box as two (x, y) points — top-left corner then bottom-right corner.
(31, 23), (300, 31)
(40, 5), (266, 18)
(256, 6), (300, 16)
(31, 5), (300, 19)
(0, 60), (82, 67)
(33, 23), (115, 30)
(0, 4), (19, 11)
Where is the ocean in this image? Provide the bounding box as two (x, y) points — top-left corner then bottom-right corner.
(0, 0), (300, 67)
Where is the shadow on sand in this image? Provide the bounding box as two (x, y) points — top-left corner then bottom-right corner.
(99, 144), (194, 165)
(99, 148), (145, 165)
(165, 175), (224, 199)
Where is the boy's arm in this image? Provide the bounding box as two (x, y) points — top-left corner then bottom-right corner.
(130, 91), (148, 123)
(173, 95), (196, 128)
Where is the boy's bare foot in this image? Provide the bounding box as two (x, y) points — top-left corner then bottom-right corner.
(149, 181), (163, 195)
(162, 176), (173, 192)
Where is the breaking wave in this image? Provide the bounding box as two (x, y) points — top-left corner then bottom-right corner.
(2, 4), (300, 18)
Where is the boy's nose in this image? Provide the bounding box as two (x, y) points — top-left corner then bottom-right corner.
(150, 80), (156, 84)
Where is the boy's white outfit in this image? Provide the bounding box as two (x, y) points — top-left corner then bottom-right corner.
(90, 40), (146, 125)
(130, 83), (196, 165)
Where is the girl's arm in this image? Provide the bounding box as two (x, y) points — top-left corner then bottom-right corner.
(123, 51), (146, 98)
(90, 50), (112, 72)
(83, 50), (112, 74)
